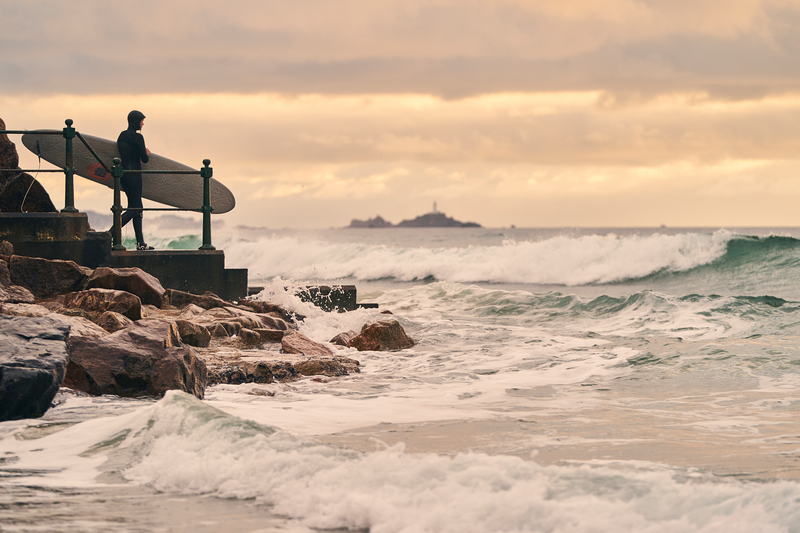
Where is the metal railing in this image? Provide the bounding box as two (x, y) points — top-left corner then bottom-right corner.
(0, 119), (216, 251)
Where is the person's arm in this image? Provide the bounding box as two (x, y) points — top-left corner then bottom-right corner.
(137, 134), (150, 164)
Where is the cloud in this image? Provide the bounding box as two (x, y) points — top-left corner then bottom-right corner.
(4, 1), (800, 98)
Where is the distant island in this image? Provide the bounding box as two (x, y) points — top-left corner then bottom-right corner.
(348, 204), (481, 228)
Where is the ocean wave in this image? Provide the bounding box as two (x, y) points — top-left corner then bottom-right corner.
(113, 392), (800, 532)
(219, 230), (738, 286)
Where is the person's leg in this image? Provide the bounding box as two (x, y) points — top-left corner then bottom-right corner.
(121, 174), (147, 246)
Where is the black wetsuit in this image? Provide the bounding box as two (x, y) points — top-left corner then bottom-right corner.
(117, 110), (149, 246)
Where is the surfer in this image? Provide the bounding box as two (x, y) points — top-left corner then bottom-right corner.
(117, 110), (154, 250)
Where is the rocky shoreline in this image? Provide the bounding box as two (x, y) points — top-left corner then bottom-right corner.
(0, 242), (415, 422)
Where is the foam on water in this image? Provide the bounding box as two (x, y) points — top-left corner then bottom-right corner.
(220, 230), (734, 286)
(6, 392), (800, 533)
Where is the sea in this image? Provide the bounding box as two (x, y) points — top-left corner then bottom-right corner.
(3, 225), (800, 532)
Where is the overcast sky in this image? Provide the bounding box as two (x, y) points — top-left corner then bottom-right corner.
(4, 0), (800, 228)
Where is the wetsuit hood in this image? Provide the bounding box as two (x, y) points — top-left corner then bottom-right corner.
(126, 110), (146, 131)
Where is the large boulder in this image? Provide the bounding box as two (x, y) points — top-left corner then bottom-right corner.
(65, 320), (206, 398)
(174, 319), (211, 348)
(0, 173), (58, 213)
(63, 288), (142, 321)
(85, 267), (166, 308)
(0, 315), (71, 422)
(281, 331), (333, 356)
(348, 320), (416, 352)
(9, 256), (88, 298)
(0, 118), (57, 213)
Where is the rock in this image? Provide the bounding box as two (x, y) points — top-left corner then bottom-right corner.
(174, 319), (211, 348)
(0, 259), (10, 285)
(238, 328), (261, 346)
(223, 307), (294, 331)
(53, 314), (109, 338)
(281, 332), (334, 356)
(0, 303), (110, 338)
(63, 288), (142, 321)
(0, 302), (52, 317)
(178, 304), (205, 319)
(64, 320), (206, 398)
(0, 241), (12, 256)
(0, 315), (71, 422)
(207, 361), (300, 385)
(0, 284), (35, 304)
(0, 173), (58, 213)
(96, 311), (134, 333)
(0, 118), (19, 172)
(237, 299), (299, 323)
(349, 320), (416, 352)
(85, 267), (166, 308)
(294, 357), (360, 377)
(210, 323), (229, 337)
(9, 256), (88, 298)
(254, 328), (284, 343)
(330, 330), (357, 346)
(166, 289), (229, 310)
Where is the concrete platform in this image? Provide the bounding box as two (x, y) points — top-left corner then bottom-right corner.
(110, 249), (247, 301)
(0, 212), (247, 301)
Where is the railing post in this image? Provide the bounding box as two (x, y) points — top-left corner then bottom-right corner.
(61, 119), (78, 213)
(111, 158), (126, 251)
(199, 159), (215, 250)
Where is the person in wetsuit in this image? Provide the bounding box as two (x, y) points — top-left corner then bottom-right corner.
(117, 110), (153, 250)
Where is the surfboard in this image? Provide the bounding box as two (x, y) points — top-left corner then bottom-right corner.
(20, 131), (235, 214)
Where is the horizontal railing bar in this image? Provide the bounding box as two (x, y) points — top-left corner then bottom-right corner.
(122, 170), (201, 175)
(0, 130), (63, 135)
(0, 169), (67, 173)
(122, 207), (203, 212)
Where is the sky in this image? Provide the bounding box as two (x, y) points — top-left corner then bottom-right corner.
(3, 0), (800, 228)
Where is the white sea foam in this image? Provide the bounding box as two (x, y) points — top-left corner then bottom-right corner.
(7, 392), (789, 533)
(218, 230), (734, 286)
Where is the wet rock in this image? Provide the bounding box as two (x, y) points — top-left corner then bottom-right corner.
(330, 330), (357, 347)
(63, 288), (142, 321)
(281, 331), (334, 356)
(254, 328), (284, 343)
(166, 289), (229, 310)
(174, 319), (211, 348)
(65, 320), (206, 398)
(294, 357), (360, 377)
(85, 267), (165, 308)
(9, 256), (88, 298)
(207, 360), (300, 385)
(0, 315), (71, 422)
(349, 320), (415, 352)
(0, 241), (12, 256)
(223, 307), (293, 331)
(239, 328), (261, 346)
(237, 299), (300, 323)
(96, 310), (134, 333)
